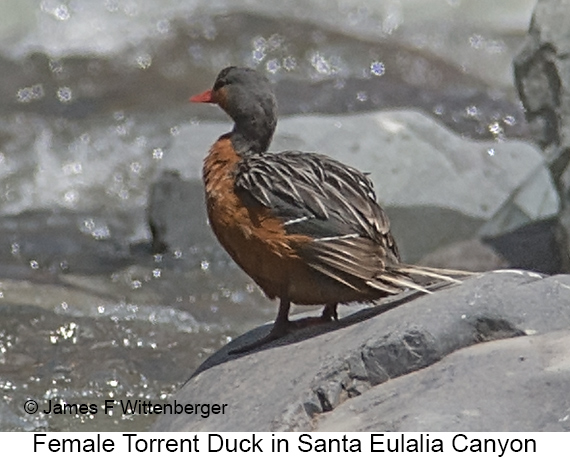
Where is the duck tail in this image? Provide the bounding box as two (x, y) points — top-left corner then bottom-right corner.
(395, 264), (475, 283)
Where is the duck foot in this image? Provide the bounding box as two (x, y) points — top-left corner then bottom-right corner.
(228, 303), (339, 355)
(228, 318), (291, 355)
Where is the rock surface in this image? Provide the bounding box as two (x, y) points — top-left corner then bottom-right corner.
(147, 171), (210, 254)
(514, 0), (570, 271)
(418, 239), (509, 272)
(514, 0), (570, 168)
(152, 271), (570, 432)
(316, 329), (570, 432)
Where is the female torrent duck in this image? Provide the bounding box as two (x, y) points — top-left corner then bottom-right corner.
(190, 66), (461, 353)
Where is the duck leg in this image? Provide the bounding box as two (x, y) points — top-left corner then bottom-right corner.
(320, 303), (338, 322)
(228, 295), (292, 354)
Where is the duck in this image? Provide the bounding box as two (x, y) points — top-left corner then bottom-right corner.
(190, 66), (465, 353)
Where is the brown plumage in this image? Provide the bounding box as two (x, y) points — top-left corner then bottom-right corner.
(191, 66), (468, 353)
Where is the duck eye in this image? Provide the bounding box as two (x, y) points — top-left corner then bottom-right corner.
(213, 79), (226, 91)
(213, 66), (238, 91)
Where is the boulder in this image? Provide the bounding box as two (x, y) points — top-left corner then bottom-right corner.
(147, 171), (210, 254)
(152, 271), (570, 432)
(316, 329), (570, 432)
(514, 0), (570, 171)
(514, 0), (570, 271)
(418, 238), (509, 272)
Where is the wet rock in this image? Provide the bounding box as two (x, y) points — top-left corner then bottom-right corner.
(316, 330), (570, 432)
(0, 210), (132, 278)
(148, 171), (212, 254)
(514, 0), (570, 170)
(484, 217), (569, 274)
(419, 218), (569, 275)
(418, 238), (509, 272)
(514, 0), (570, 271)
(151, 271), (570, 432)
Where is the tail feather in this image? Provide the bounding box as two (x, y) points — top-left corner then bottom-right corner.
(400, 264), (477, 277)
(394, 267), (461, 284)
(392, 263), (475, 288)
(364, 279), (402, 295)
(368, 274), (433, 295)
(367, 263), (476, 297)
(302, 234), (476, 297)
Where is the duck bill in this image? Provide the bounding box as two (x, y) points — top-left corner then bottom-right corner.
(189, 89), (214, 103)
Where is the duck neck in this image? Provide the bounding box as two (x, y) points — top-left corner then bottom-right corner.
(229, 114), (276, 155)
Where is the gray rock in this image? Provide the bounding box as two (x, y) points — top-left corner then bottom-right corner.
(147, 171), (211, 254)
(418, 238), (509, 272)
(514, 0), (570, 186)
(151, 271), (570, 432)
(419, 218), (568, 275)
(514, 0), (570, 272)
(483, 217), (569, 274)
(316, 330), (570, 432)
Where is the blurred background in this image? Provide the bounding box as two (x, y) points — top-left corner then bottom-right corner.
(0, 0), (546, 431)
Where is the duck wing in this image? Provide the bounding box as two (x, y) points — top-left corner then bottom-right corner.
(234, 151), (413, 294)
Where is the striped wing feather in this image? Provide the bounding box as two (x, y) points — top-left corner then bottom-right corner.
(235, 151), (391, 241)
